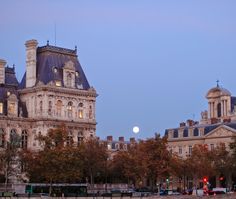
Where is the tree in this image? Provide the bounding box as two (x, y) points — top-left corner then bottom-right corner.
(79, 138), (108, 189)
(0, 131), (21, 191)
(21, 125), (83, 195)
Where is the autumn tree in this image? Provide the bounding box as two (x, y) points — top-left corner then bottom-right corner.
(0, 131), (21, 191)
(21, 125), (83, 194)
(79, 137), (108, 188)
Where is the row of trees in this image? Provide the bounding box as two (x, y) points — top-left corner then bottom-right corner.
(0, 126), (236, 192)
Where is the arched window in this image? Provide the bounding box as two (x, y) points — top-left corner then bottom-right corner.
(10, 129), (20, 147)
(67, 101), (73, 118)
(193, 128), (199, 136)
(0, 128), (5, 147)
(78, 103), (83, 119)
(56, 100), (62, 117)
(89, 105), (92, 119)
(67, 73), (72, 87)
(48, 101), (52, 115)
(217, 103), (222, 117)
(21, 130), (28, 149)
(9, 103), (15, 114)
(183, 129), (188, 137)
(67, 131), (73, 146)
(77, 131), (83, 145)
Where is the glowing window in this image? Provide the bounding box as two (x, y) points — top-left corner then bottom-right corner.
(79, 110), (83, 119)
(75, 71), (79, 77)
(0, 103), (3, 114)
(53, 67), (58, 73)
(67, 101), (73, 118)
(55, 81), (61, 87)
(7, 91), (10, 96)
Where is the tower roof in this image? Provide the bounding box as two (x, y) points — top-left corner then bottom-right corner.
(206, 86), (231, 98)
(19, 44), (90, 90)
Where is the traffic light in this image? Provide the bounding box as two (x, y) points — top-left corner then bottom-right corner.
(219, 177), (224, 181)
(203, 177), (207, 183)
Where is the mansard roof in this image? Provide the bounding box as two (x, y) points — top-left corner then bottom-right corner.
(19, 44), (90, 90)
(5, 66), (19, 87)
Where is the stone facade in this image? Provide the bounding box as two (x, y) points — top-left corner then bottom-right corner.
(0, 39), (97, 151)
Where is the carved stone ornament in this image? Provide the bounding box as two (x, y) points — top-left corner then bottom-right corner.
(64, 61), (75, 71)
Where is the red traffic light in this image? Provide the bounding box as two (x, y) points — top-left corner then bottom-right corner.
(219, 177), (224, 181)
(203, 177), (207, 183)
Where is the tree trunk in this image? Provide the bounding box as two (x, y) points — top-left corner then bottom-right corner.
(4, 166), (8, 192)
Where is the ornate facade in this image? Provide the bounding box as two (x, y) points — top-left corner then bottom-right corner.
(0, 39), (97, 150)
(165, 84), (236, 189)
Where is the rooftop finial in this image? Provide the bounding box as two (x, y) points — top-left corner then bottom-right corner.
(47, 40), (49, 46)
(75, 45), (77, 53)
(13, 64), (15, 71)
(216, 80), (219, 87)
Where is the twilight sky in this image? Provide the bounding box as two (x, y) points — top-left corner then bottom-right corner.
(0, 0), (236, 140)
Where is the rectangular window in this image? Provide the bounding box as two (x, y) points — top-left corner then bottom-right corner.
(179, 146), (182, 154)
(210, 144), (214, 151)
(55, 81), (61, 87)
(189, 145), (192, 155)
(0, 103), (3, 114)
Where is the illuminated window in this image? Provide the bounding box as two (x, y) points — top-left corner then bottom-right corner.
(53, 67), (58, 73)
(55, 81), (61, 87)
(67, 101), (73, 118)
(9, 103), (15, 114)
(21, 130), (28, 149)
(75, 71), (79, 77)
(78, 110), (83, 119)
(56, 100), (62, 116)
(7, 91), (10, 96)
(0, 128), (5, 147)
(0, 103), (3, 114)
(78, 103), (83, 119)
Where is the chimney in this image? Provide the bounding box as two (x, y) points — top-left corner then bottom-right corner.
(25, 39), (38, 88)
(187, 119), (194, 127)
(119, 136), (124, 142)
(0, 59), (6, 84)
(179, 122), (186, 127)
(130, 137), (135, 143)
(107, 136), (113, 142)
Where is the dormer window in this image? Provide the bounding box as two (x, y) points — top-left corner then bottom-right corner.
(75, 71), (79, 77)
(67, 73), (72, 87)
(55, 81), (61, 87)
(53, 67), (58, 73)
(7, 91), (10, 96)
(0, 103), (3, 114)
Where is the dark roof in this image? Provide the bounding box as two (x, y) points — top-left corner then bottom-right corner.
(5, 67), (18, 86)
(19, 45), (90, 90)
(231, 97), (236, 112)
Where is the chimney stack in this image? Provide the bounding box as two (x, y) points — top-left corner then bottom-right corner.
(0, 59), (6, 84)
(107, 136), (113, 142)
(130, 137), (135, 143)
(119, 136), (124, 142)
(25, 39), (38, 88)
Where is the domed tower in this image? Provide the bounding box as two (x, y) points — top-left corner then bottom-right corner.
(206, 82), (231, 121)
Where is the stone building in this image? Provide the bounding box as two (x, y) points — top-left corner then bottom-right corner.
(165, 83), (236, 189)
(0, 39), (97, 150)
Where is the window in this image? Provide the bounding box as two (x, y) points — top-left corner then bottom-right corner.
(7, 91), (10, 96)
(55, 81), (61, 87)
(53, 67), (58, 73)
(67, 131), (73, 146)
(48, 101), (52, 115)
(75, 71), (79, 77)
(0, 103), (3, 114)
(189, 145), (192, 155)
(183, 129), (188, 137)
(173, 129), (178, 138)
(67, 101), (73, 118)
(77, 132), (83, 145)
(89, 105), (92, 119)
(21, 130), (28, 149)
(210, 144), (214, 151)
(67, 73), (72, 87)
(115, 143), (119, 150)
(0, 128), (5, 147)
(193, 128), (199, 136)
(39, 101), (43, 113)
(179, 146), (182, 154)
(78, 103), (83, 119)
(10, 129), (20, 147)
(8, 103), (15, 114)
(217, 103), (221, 117)
(56, 100), (62, 117)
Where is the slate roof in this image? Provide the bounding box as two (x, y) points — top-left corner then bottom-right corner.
(19, 44), (90, 90)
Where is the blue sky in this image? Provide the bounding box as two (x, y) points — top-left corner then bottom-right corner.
(0, 0), (236, 140)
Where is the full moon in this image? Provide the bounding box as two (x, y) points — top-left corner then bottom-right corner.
(133, 126), (140, 134)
